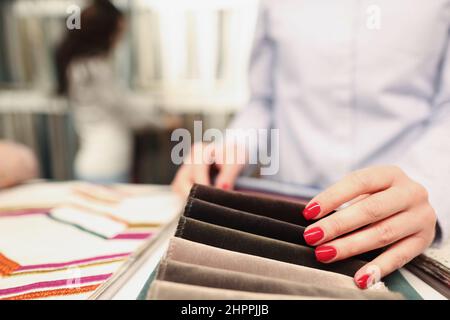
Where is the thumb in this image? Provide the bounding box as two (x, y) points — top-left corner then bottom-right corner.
(214, 163), (243, 190)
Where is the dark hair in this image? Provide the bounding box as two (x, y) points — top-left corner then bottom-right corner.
(55, 0), (124, 95)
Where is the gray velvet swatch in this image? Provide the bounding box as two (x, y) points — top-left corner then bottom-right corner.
(147, 280), (331, 300)
(166, 237), (359, 290)
(156, 259), (403, 300)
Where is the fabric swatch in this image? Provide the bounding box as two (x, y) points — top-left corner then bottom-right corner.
(189, 184), (310, 226)
(406, 239), (450, 298)
(156, 260), (402, 299)
(0, 260), (123, 300)
(49, 206), (127, 239)
(0, 215), (139, 275)
(147, 280), (331, 300)
(175, 216), (365, 277)
(165, 237), (359, 290)
(184, 197), (380, 261)
(185, 198), (308, 246)
(67, 190), (182, 228)
(0, 182), (182, 300)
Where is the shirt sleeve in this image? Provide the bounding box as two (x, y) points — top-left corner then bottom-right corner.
(396, 33), (450, 245)
(228, 1), (274, 134)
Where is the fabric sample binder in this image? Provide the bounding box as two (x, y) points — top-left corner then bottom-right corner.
(144, 184), (423, 300)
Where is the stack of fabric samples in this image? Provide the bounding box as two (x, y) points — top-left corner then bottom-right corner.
(141, 184), (425, 300)
(0, 181), (182, 300)
(407, 240), (450, 299)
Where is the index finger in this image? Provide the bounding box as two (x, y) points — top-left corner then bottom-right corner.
(303, 166), (403, 220)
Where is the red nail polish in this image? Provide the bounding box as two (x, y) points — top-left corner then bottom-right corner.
(356, 274), (371, 289)
(315, 245), (337, 262)
(221, 183), (230, 190)
(303, 202), (321, 220)
(303, 227), (324, 245)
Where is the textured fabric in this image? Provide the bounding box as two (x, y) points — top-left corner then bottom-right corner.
(176, 216), (365, 277)
(405, 264), (449, 299)
(166, 237), (359, 290)
(185, 198), (307, 246)
(190, 184), (310, 226)
(148, 280), (329, 300)
(0, 182), (182, 300)
(156, 260), (402, 299)
(184, 197), (381, 261)
(0, 215), (138, 274)
(228, 0), (450, 243)
(49, 207), (127, 239)
(408, 239), (450, 298)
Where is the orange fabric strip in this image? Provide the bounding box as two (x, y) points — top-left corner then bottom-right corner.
(2, 284), (100, 300)
(0, 253), (20, 276)
(7, 258), (125, 277)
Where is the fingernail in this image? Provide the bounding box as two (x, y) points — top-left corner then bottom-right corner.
(221, 183), (230, 190)
(303, 227), (324, 245)
(303, 202), (321, 220)
(315, 245), (337, 262)
(355, 274), (372, 289)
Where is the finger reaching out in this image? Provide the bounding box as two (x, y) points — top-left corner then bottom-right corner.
(303, 166), (405, 220)
(303, 186), (420, 245)
(353, 230), (434, 289)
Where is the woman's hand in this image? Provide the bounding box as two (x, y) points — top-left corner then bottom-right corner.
(171, 142), (245, 197)
(302, 165), (437, 289)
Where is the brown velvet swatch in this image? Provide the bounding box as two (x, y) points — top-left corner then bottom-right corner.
(176, 216), (367, 277)
(184, 198), (308, 246)
(189, 184), (310, 226)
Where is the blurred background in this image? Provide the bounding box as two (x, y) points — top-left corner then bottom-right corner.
(0, 0), (258, 184)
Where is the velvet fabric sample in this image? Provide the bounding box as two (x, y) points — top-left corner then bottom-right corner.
(166, 237), (359, 289)
(189, 184), (310, 226)
(185, 198), (308, 246)
(156, 260), (403, 299)
(184, 197), (381, 261)
(175, 216), (365, 277)
(147, 280), (329, 300)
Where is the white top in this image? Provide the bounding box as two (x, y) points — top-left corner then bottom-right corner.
(230, 0), (450, 242)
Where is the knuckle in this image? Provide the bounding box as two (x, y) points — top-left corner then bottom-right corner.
(360, 199), (384, 220)
(419, 206), (437, 226)
(407, 182), (428, 202)
(318, 191), (336, 209)
(328, 217), (344, 236)
(415, 233), (432, 248)
(349, 170), (372, 191)
(389, 165), (404, 176)
(392, 253), (410, 270)
(428, 208), (438, 225)
(375, 223), (396, 247)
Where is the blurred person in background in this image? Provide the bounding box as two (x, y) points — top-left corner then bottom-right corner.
(172, 0), (449, 288)
(0, 141), (38, 188)
(56, 0), (164, 183)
